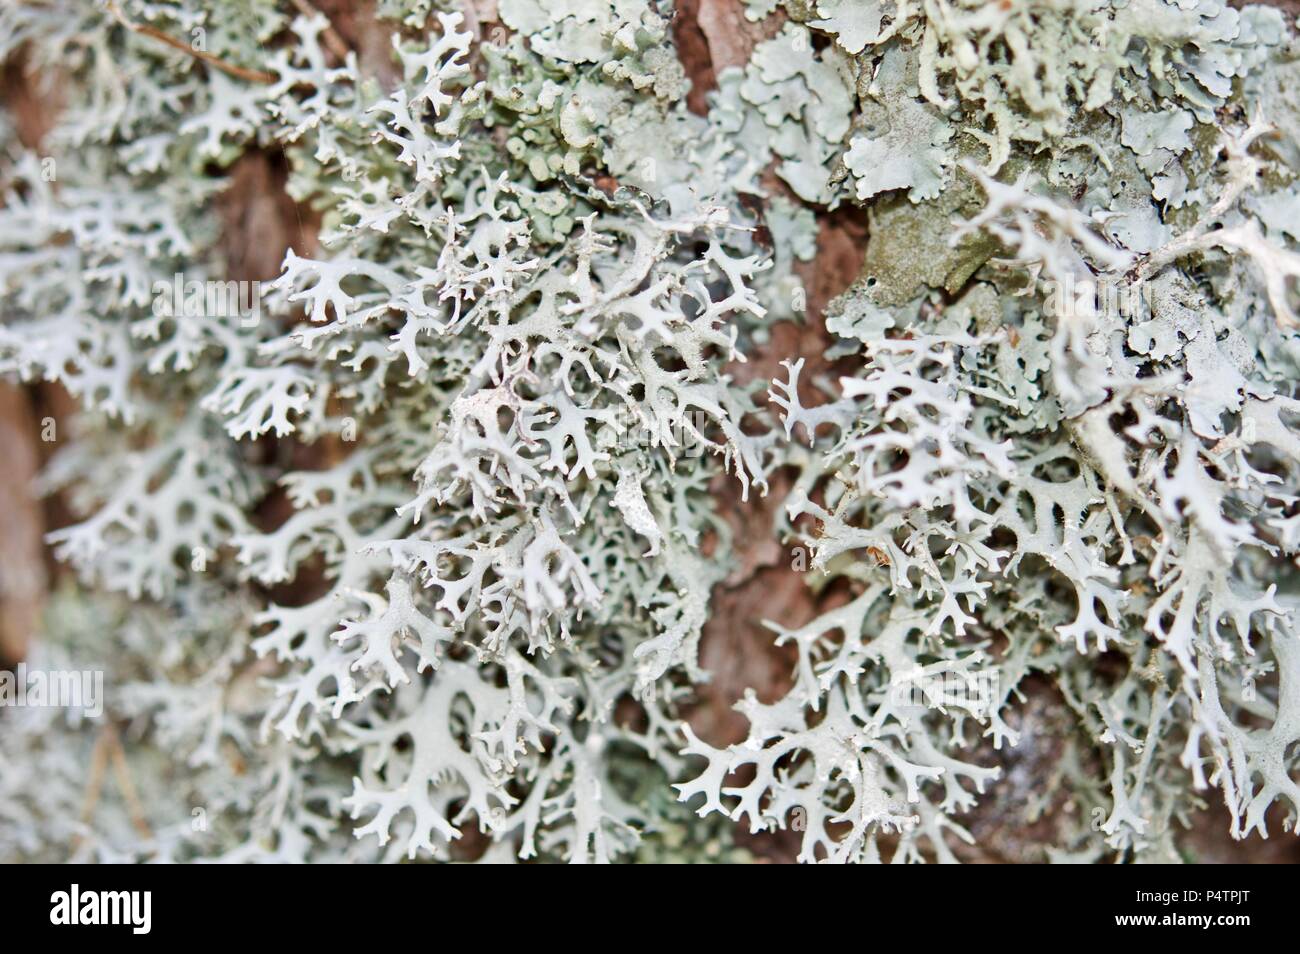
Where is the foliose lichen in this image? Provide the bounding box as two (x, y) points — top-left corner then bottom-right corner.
(2, 0), (1299, 864)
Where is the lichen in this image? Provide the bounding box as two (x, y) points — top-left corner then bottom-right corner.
(2, 0), (1300, 864)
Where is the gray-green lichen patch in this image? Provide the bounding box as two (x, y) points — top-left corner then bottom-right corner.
(859, 165), (997, 305)
(3, 0), (1300, 865)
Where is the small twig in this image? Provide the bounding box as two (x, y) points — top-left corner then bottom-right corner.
(103, 0), (277, 84)
(105, 725), (154, 840)
(1138, 110), (1277, 279)
(69, 722), (154, 857)
(287, 0), (352, 64)
(1135, 111), (1299, 326)
(70, 725), (112, 857)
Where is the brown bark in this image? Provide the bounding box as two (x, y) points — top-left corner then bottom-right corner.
(0, 385), (46, 667)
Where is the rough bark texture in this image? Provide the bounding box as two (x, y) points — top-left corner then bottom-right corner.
(0, 51), (64, 669)
(0, 385), (45, 668)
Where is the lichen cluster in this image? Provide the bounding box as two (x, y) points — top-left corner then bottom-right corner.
(2, 0), (1300, 863)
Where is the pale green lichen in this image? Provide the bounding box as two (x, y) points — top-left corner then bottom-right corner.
(2, 0), (1300, 865)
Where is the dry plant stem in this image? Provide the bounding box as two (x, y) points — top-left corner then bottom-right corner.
(71, 724), (154, 856)
(1138, 114), (1273, 276)
(1137, 116), (1300, 326)
(105, 726), (153, 839)
(70, 725), (112, 856)
(104, 0), (276, 84)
